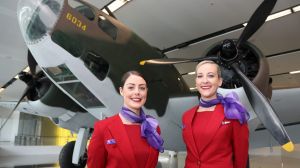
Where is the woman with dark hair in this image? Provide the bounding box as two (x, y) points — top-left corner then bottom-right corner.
(182, 60), (249, 168)
(87, 70), (163, 168)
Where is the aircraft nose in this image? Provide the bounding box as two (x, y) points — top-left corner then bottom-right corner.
(17, 0), (64, 43)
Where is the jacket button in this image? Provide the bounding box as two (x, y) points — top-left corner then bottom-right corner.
(197, 160), (201, 165)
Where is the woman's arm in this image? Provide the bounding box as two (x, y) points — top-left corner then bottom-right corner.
(87, 121), (108, 168)
(232, 121), (249, 168)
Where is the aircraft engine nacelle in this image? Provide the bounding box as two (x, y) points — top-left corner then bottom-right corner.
(204, 40), (272, 99)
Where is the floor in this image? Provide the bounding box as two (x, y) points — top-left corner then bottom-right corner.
(0, 144), (299, 168)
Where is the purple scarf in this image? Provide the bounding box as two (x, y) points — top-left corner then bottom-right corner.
(120, 107), (164, 152)
(199, 92), (250, 124)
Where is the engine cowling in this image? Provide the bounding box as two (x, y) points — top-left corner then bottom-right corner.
(204, 40), (272, 99)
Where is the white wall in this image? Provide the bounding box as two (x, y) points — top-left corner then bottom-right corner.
(0, 110), (20, 144)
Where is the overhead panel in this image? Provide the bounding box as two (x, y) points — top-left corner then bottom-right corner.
(268, 51), (300, 75)
(84, 0), (111, 9)
(249, 12), (300, 56)
(114, 0), (300, 49)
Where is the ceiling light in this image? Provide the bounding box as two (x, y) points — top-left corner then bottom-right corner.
(292, 5), (300, 12)
(266, 9), (292, 21)
(0, 88), (4, 93)
(189, 87), (197, 90)
(99, 15), (106, 20)
(187, 71), (195, 75)
(102, 8), (109, 15)
(23, 66), (30, 73)
(107, 0), (130, 13)
(243, 7), (295, 27)
(289, 70), (300, 74)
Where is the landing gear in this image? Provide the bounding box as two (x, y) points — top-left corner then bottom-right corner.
(58, 128), (90, 168)
(169, 151), (178, 168)
(59, 141), (87, 168)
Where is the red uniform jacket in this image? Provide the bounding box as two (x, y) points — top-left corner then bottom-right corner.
(182, 104), (249, 168)
(87, 114), (159, 168)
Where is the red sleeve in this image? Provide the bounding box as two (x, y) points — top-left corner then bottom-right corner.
(87, 121), (107, 168)
(232, 121), (249, 168)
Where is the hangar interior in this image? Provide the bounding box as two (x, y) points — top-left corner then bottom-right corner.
(1, 0), (300, 167)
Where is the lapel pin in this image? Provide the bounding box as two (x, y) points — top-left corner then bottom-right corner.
(106, 139), (116, 145)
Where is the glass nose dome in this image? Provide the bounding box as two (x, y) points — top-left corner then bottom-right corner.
(17, 0), (64, 43)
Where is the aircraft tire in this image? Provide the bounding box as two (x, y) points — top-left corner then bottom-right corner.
(59, 141), (87, 168)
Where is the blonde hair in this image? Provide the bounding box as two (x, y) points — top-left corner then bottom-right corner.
(195, 60), (221, 77)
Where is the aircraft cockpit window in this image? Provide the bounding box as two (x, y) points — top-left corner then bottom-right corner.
(68, 0), (95, 21)
(45, 65), (78, 82)
(81, 52), (109, 81)
(98, 14), (118, 40)
(60, 82), (104, 108)
(44, 64), (104, 108)
(17, 0), (64, 43)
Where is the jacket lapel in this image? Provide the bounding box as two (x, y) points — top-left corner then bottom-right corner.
(183, 106), (200, 159)
(197, 104), (224, 154)
(108, 115), (138, 168)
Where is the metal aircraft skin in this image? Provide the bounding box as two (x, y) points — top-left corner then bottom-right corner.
(0, 0), (296, 167)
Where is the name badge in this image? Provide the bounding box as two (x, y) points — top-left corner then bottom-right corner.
(222, 121), (231, 125)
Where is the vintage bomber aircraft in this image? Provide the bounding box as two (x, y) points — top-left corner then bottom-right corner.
(0, 0), (295, 167)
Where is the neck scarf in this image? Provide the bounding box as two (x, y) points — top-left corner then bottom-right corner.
(120, 107), (164, 152)
(199, 92), (250, 124)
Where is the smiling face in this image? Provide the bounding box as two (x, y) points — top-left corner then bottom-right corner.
(195, 61), (222, 100)
(119, 74), (147, 114)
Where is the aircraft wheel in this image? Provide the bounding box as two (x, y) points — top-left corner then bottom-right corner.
(59, 141), (87, 168)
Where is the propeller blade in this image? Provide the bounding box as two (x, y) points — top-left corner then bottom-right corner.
(140, 56), (218, 65)
(231, 63), (294, 152)
(237, 0), (277, 47)
(0, 67), (30, 94)
(13, 86), (31, 113)
(27, 50), (37, 76)
(37, 76), (50, 83)
(0, 86), (30, 130)
(1, 78), (17, 89)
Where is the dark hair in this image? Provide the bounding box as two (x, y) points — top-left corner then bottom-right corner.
(120, 70), (146, 87)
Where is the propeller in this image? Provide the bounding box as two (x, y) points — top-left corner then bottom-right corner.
(231, 63), (293, 151)
(140, 56), (218, 65)
(0, 50), (51, 131)
(140, 0), (294, 152)
(27, 50), (38, 76)
(236, 0), (277, 47)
